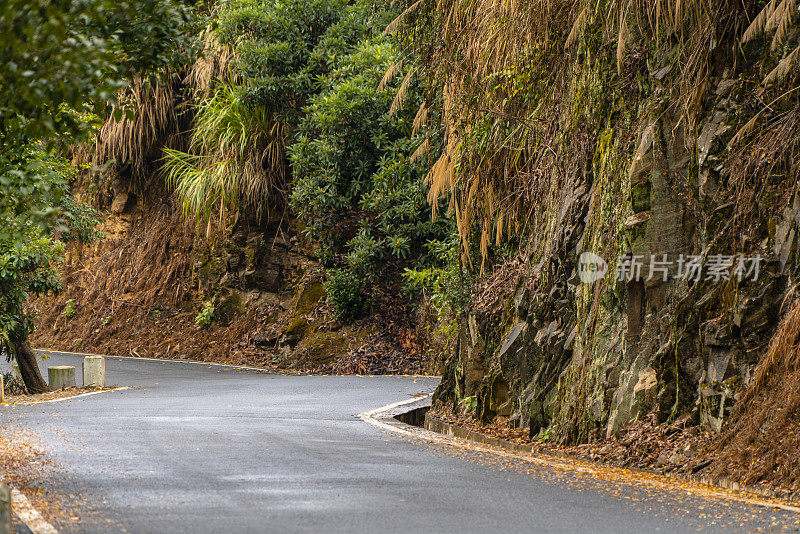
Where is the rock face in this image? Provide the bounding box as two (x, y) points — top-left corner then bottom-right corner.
(436, 52), (797, 442)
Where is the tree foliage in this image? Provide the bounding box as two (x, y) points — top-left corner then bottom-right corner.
(0, 0), (198, 144)
(1, 0), (198, 233)
(290, 36), (448, 304)
(0, 0), (198, 389)
(0, 151), (101, 358)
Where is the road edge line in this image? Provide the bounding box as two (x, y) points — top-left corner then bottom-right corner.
(10, 487), (57, 534)
(360, 397), (800, 515)
(29, 386), (131, 405)
(3, 387), (130, 408)
(35, 349), (439, 378)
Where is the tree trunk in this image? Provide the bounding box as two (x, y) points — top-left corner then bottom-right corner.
(13, 339), (49, 394)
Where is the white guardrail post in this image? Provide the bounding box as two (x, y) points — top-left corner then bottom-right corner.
(83, 356), (105, 388)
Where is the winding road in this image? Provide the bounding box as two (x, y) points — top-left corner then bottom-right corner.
(3, 352), (800, 533)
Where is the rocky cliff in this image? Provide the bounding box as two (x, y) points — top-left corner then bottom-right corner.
(427, 2), (800, 466)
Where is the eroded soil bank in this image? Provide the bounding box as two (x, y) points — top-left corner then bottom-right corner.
(29, 191), (435, 376)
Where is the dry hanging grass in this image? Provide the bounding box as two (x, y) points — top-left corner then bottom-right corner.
(186, 25), (238, 96)
(740, 0), (800, 86)
(94, 75), (185, 189)
(395, 0), (734, 267)
(388, 67), (416, 117)
(727, 105), (800, 241)
(400, 0), (577, 266)
(708, 294), (800, 487)
(378, 59), (404, 91)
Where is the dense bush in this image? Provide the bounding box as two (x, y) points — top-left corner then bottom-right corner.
(290, 37), (447, 282)
(323, 268), (368, 321)
(167, 0), (451, 323)
(402, 237), (468, 319)
(166, 0), (380, 225)
(217, 0), (374, 122)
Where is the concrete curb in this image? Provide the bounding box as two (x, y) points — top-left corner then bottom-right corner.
(8, 487), (57, 534)
(1, 483), (9, 534)
(361, 399), (800, 514)
(358, 395), (434, 436)
(36, 350), (277, 375)
(423, 413), (800, 513)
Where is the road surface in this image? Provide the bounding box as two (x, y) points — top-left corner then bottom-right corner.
(2, 352), (799, 533)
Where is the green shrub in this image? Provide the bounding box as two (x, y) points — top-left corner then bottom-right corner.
(162, 84), (279, 223)
(402, 237), (468, 318)
(59, 195), (104, 243)
(535, 427), (555, 442)
(290, 37), (447, 275)
(195, 301), (215, 328)
(216, 0), (380, 121)
(62, 299), (77, 319)
(324, 268), (367, 321)
(218, 0), (351, 110)
(463, 395), (477, 415)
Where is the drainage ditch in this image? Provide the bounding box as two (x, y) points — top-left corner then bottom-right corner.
(394, 406), (429, 427)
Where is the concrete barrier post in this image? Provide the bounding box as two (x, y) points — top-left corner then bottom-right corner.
(0, 482), (11, 534)
(83, 356), (105, 388)
(48, 366), (76, 390)
(10, 364), (20, 381)
(0, 374), (4, 403)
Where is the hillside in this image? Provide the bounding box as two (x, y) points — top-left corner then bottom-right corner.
(19, 0), (800, 494)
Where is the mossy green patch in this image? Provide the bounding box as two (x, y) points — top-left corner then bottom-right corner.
(215, 291), (243, 324)
(630, 182), (651, 213)
(285, 316), (308, 336)
(291, 281), (325, 316)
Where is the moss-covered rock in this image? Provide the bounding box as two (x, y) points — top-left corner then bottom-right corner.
(291, 281), (326, 316)
(215, 291), (243, 325)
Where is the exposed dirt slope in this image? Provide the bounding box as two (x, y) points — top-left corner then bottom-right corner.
(704, 295), (800, 492)
(29, 192), (433, 375)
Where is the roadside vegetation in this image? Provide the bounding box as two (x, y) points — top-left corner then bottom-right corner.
(5, 0), (800, 496)
(0, 0), (197, 392)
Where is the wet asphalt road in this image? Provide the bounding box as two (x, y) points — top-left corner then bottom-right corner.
(3, 352), (800, 534)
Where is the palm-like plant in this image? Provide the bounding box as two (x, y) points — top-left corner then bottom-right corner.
(162, 83), (287, 227)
